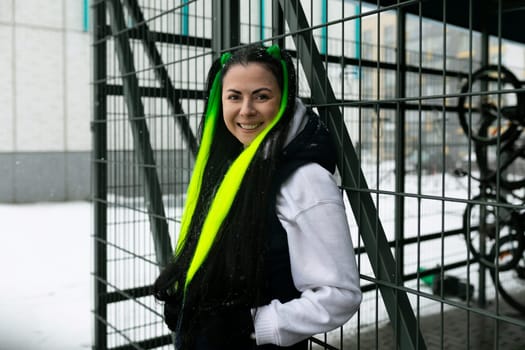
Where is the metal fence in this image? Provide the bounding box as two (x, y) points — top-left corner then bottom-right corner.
(92, 0), (525, 349)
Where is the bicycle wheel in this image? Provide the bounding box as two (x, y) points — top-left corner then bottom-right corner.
(458, 65), (522, 145)
(475, 133), (525, 191)
(463, 194), (524, 270)
(489, 234), (525, 314)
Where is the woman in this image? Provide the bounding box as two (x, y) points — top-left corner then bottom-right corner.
(153, 44), (361, 350)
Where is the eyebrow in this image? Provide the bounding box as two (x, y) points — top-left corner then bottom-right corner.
(225, 87), (273, 94)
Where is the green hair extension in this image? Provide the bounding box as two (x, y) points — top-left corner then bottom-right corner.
(176, 46), (289, 293)
(174, 67), (222, 257)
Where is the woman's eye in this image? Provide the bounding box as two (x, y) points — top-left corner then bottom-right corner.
(227, 94), (240, 100)
(255, 94), (270, 101)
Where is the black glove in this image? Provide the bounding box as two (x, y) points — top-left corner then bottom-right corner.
(200, 306), (255, 348)
(152, 262), (183, 332)
(163, 299), (181, 332)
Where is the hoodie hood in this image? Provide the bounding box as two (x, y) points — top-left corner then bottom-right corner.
(283, 98), (308, 147)
(281, 99), (336, 174)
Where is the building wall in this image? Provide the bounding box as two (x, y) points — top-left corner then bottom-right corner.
(0, 0), (91, 202)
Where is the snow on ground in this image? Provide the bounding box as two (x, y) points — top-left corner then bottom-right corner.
(0, 201), (92, 350)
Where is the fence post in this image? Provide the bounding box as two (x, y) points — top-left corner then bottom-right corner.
(394, 7), (407, 348)
(272, 0), (285, 48)
(92, 0), (108, 348)
(212, 0), (240, 57)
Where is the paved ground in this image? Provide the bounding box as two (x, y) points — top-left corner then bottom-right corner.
(312, 292), (525, 350)
(355, 297), (525, 350)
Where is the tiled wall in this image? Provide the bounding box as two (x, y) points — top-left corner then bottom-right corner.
(0, 0), (91, 202)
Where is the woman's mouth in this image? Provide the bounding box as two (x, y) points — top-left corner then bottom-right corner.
(238, 123), (263, 130)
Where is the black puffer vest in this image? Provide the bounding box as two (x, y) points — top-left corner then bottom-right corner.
(180, 110), (336, 350)
(257, 110), (336, 349)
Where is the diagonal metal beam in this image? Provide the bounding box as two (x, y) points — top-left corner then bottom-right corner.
(278, 0), (426, 349)
(107, 0), (173, 268)
(122, 0), (198, 156)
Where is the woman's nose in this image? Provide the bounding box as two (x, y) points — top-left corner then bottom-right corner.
(240, 99), (256, 117)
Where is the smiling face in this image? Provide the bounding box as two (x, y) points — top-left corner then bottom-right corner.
(221, 63), (282, 146)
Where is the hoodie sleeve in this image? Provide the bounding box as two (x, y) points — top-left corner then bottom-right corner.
(252, 163), (362, 346)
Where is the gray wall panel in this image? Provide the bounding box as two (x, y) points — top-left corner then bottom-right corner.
(0, 152), (91, 203)
(0, 154), (15, 202)
(0, 150), (191, 202)
(66, 152), (91, 201)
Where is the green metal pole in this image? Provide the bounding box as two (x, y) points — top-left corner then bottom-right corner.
(92, 0), (107, 348)
(260, 0), (266, 41)
(394, 7), (407, 350)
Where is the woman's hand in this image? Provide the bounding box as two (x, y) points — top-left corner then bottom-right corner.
(163, 300), (181, 332)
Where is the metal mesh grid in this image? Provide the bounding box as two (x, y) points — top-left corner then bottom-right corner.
(92, 0), (525, 349)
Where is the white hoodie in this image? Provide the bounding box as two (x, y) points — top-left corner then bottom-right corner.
(252, 100), (362, 346)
